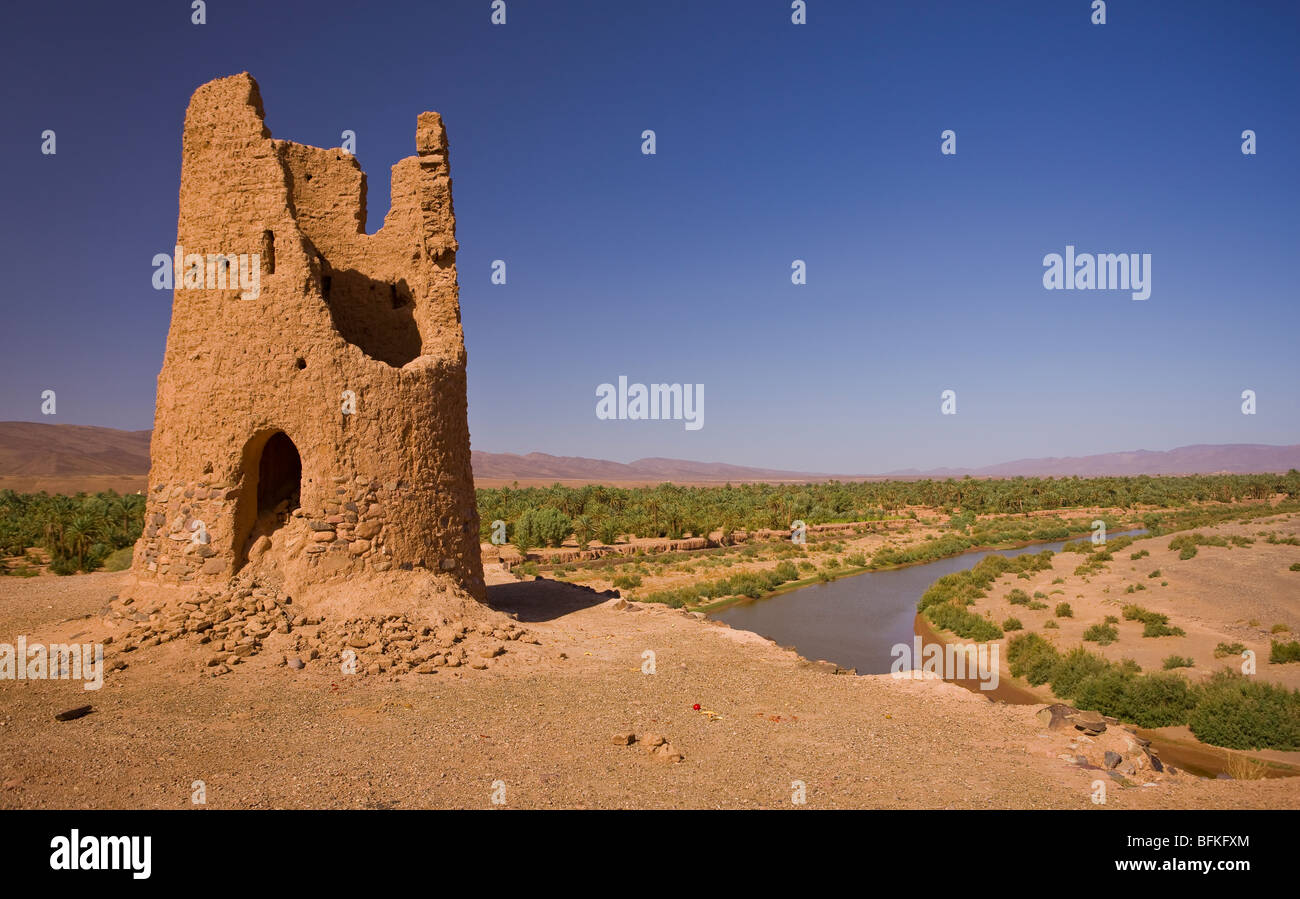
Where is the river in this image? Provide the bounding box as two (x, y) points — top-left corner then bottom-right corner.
(712, 530), (1145, 676)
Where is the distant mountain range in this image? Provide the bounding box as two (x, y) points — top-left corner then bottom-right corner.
(0, 422), (152, 477)
(0, 422), (1297, 494)
(882, 444), (1300, 478)
(468, 451), (834, 484)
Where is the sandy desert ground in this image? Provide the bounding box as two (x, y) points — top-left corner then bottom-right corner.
(2, 558), (1298, 809)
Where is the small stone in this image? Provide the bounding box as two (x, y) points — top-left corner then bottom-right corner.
(287, 656), (304, 670)
(612, 732), (635, 746)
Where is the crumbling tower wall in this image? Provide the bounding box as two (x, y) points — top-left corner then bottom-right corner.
(131, 72), (485, 601)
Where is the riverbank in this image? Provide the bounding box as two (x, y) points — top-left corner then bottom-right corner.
(913, 512), (1300, 777)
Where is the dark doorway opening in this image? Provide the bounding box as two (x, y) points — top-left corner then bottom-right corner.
(257, 431), (301, 516)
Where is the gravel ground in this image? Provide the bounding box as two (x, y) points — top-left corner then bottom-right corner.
(1, 568), (1297, 809)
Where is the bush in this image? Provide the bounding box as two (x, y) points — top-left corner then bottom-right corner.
(1052, 647), (1113, 698)
(1006, 589), (1031, 606)
(1123, 603), (1184, 637)
(1072, 669), (1132, 719)
(1054, 602), (1073, 618)
(1270, 640), (1300, 664)
(1162, 655), (1195, 670)
(1188, 671), (1300, 750)
(611, 574), (642, 589)
(1214, 642), (1247, 658)
(1120, 672), (1197, 728)
(1043, 619), (1058, 628)
(926, 602), (1003, 641)
(1002, 617), (1023, 632)
(101, 546), (134, 572)
(774, 561), (799, 581)
(1007, 633), (1060, 686)
(1143, 620), (1185, 638)
(49, 556), (78, 576)
(1082, 623), (1119, 646)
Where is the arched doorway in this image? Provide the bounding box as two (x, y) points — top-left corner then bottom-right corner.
(233, 429), (303, 570)
(257, 431), (301, 516)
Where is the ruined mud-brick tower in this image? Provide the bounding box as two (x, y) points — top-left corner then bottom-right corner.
(132, 73), (485, 600)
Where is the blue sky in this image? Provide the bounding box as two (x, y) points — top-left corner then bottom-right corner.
(1, 0), (1296, 472)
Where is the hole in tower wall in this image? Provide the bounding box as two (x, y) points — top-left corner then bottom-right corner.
(261, 230), (276, 275)
(318, 264), (422, 367)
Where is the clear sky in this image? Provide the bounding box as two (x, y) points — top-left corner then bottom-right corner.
(1, 0), (1296, 472)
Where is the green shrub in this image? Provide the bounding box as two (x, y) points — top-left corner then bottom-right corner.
(1007, 632), (1060, 686)
(1143, 620), (1185, 638)
(774, 561), (799, 581)
(49, 557), (78, 576)
(1119, 673), (1197, 728)
(1052, 647), (1113, 697)
(1162, 655), (1195, 670)
(1188, 671), (1300, 750)
(926, 601), (1004, 641)
(1168, 532), (1230, 560)
(101, 546), (134, 572)
(1214, 642), (1247, 659)
(1054, 602), (1073, 618)
(1147, 569), (1161, 578)
(1270, 640), (1300, 664)
(611, 574), (642, 589)
(1002, 617), (1023, 632)
(1005, 589), (1031, 606)
(1082, 623), (1119, 646)
(1043, 619), (1058, 629)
